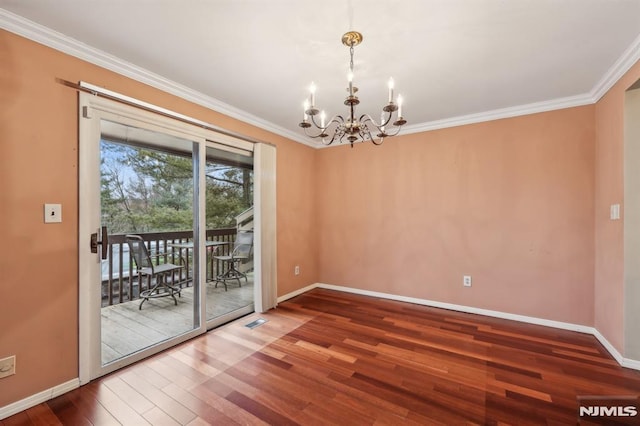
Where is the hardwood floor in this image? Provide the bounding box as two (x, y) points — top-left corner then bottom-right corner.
(3, 288), (640, 425)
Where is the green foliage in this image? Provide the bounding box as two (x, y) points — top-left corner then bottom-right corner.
(100, 140), (252, 234)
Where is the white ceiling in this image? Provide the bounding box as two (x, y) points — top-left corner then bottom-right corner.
(1, 0), (640, 147)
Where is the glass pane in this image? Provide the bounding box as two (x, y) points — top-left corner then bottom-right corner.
(99, 120), (198, 366)
(205, 146), (254, 322)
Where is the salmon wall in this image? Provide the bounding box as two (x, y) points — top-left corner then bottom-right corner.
(316, 106), (596, 325)
(594, 59), (640, 355)
(0, 30), (318, 407)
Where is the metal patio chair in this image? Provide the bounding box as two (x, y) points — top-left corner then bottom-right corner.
(126, 234), (185, 309)
(213, 232), (253, 291)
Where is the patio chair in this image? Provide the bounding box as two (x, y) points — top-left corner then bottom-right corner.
(213, 232), (253, 291)
(125, 234), (184, 309)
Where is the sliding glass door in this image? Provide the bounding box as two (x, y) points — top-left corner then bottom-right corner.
(79, 91), (271, 382)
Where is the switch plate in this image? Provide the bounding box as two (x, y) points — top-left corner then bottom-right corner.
(463, 275), (472, 287)
(610, 204), (620, 220)
(0, 355), (15, 379)
(44, 203), (62, 223)
(294, 265), (300, 276)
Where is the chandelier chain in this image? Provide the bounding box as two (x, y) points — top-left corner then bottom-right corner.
(349, 45), (355, 74)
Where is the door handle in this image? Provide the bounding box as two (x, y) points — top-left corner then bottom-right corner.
(90, 226), (109, 260)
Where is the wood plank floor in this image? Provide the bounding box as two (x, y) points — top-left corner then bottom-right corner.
(4, 288), (640, 425)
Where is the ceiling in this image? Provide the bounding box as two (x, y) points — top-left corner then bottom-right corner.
(1, 0), (640, 147)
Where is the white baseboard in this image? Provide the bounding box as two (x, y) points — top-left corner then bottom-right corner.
(0, 378), (79, 420)
(277, 283), (318, 303)
(279, 282), (640, 371)
(622, 357), (640, 370)
(591, 329), (640, 370)
(316, 283), (595, 333)
(591, 328), (626, 366)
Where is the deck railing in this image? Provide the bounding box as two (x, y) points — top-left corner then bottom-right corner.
(101, 228), (236, 307)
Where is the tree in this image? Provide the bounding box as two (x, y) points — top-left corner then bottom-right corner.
(100, 139), (252, 234)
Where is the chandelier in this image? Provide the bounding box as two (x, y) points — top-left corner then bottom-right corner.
(299, 31), (406, 147)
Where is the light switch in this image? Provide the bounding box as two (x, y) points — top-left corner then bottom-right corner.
(610, 204), (620, 220)
(44, 204), (62, 223)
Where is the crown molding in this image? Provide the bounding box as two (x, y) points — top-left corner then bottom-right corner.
(401, 93), (594, 135)
(2, 7), (639, 150)
(0, 8), (314, 148)
(591, 32), (640, 101)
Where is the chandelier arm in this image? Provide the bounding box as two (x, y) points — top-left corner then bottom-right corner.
(361, 116), (390, 144)
(308, 113), (322, 129)
(339, 131), (349, 145)
(328, 115), (345, 127)
(302, 115), (347, 142)
(360, 128), (370, 142)
(302, 127), (327, 139)
(359, 113), (373, 125)
(360, 112), (393, 131)
(309, 113), (344, 131)
(359, 115), (378, 134)
(327, 131), (341, 145)
(362, 126), (379, 145)
(371, 128), (385, 145)
(317, 124), (347, 146)
(304, 128), (341, 141)
(382, 111), (393, 128)
(302, 120), (340, 139)
(361, 124), (385, 145)
(382, 124), (404, 137)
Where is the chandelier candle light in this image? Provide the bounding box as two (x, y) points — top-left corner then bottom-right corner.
(299, 31), (407, 147)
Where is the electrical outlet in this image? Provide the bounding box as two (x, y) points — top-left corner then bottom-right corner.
(463, 275), (472, 287)
(294, 265), (300, 276)
(0, 355), (16, 379)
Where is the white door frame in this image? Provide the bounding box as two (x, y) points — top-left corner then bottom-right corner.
(78, 91), (274, 383)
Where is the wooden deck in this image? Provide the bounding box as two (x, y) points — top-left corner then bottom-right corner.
(6, 288), (640, 425)
(101, 276), (254, 364)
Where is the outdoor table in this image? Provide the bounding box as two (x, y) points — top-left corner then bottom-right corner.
(168, 241), (229, 282)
